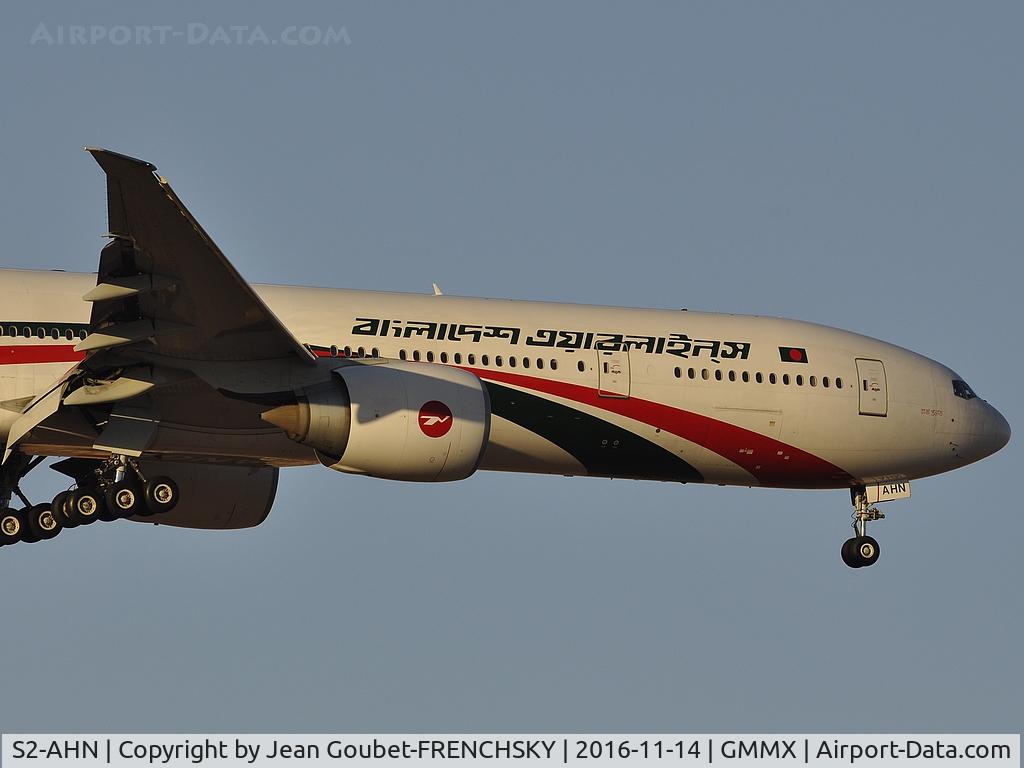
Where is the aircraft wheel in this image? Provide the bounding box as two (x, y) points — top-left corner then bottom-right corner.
(27, 503), (61, 541)
(841, 537), (861, 568)
(69, 488), (104, 525)
(855, 535), (880, 567)
(0, 507), (26, 546)
(841, 535), (880, 568)
(144, 476), (179, 515)
(105, 480), (145, 519)
(52, 491), (77, 529)
(17, 509), (41, 543)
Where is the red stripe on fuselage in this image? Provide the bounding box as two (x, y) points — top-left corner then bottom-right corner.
(462, 366), (852, 488)
(0, 342), (852, 486)
(0, 344), (85, 365)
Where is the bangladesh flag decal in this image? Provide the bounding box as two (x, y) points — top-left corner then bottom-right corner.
(779, 346), (809, 363)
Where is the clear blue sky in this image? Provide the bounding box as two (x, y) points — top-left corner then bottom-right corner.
(0, 0), (1020, 731)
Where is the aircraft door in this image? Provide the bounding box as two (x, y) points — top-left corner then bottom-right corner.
(597, 350), (630, 398)
(856, 358), (887, 416)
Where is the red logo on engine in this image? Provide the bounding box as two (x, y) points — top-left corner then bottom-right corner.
(418, 401), (453, 438)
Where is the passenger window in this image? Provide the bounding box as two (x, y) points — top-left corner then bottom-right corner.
(537, 359), (544, 370)
(344, 346), (352, 357)
(783, 374), (790, 385)
(728, 370), (736, 382)
(714, 369), (722, 381)
(823, 376), (830, 388)
(495, 356), (503, 367)
(742, 371), (750, 383)
(372, 347), (380, 358)
(413, 350), (421, 362)
(51, 329), (60, 340)
(769, 373), (777, 384)
(509, 357), (517, 368)
(426, 351), (435, 362)
(674, 367), (681, 379)
(578, 361), (585, 372)
(688, 368), (696, 380)
(399, 349), (407, 360)
(810, 376), (817, 387)
(550, 359), (558, 370)
(454, 353), (462, 364)
(440, 352), (448, 364)
(755, 372), (763, 384)
(482, 354), (489, 366)
(36, 328), (44, 339)
(796, 374), (803, 386)
(79, 330), (88, 340)
(522, 357), (530, 369)
(468, 354), (476, 365)
(701, 369), (709, 380)
(835, 377), (843, 389)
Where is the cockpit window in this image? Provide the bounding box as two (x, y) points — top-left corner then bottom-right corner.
(952, 380), (977, 400)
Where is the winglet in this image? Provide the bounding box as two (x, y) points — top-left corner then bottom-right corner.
(84, 146), (157, 172)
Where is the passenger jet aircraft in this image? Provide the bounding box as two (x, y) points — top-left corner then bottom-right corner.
(0, 149), (1010, 567)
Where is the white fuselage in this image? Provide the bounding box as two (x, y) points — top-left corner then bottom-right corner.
(0, 269), (1009, 490)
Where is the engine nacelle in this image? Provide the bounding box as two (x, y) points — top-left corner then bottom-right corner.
(261, 361), (490, 482)
(130, 460), (279, 529)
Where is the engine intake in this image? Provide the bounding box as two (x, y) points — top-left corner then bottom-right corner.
(261, 361), (490, 482)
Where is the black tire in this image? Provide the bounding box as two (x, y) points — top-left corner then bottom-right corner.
(143, 476), (179, 515)
(52, 491), (77, 529)
(18, 508), (41, 543)
(840, 537), (861, 568)
(855, 535), (881, 567)
(0, 507), (26, 545)
(27, 503), (61, 541)
(69, 488), (104, 525)
(105, 479), (145, 519)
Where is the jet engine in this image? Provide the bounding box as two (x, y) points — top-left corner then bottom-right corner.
(260, 361), (490, 482)
(130, 460), (279, 529)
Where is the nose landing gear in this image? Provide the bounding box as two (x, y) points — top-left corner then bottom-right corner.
(841, 488), (884, 568)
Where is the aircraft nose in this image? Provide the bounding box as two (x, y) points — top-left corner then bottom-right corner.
(988, 405), (1011, 453)
(953, 403), (1010, 464)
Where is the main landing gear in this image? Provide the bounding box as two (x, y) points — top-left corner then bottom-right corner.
(0, 453), (180, 548)
(841, 487), (884, 569)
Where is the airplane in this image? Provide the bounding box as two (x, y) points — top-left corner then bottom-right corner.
(0, 149), (1010, 568)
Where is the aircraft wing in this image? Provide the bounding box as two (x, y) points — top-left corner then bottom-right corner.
(81, 147), (315, 364)
(2, 149), (317, 465)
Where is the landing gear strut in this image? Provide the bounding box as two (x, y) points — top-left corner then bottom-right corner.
(841, 487), (884, 568)
(0, 452), (181, 548)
